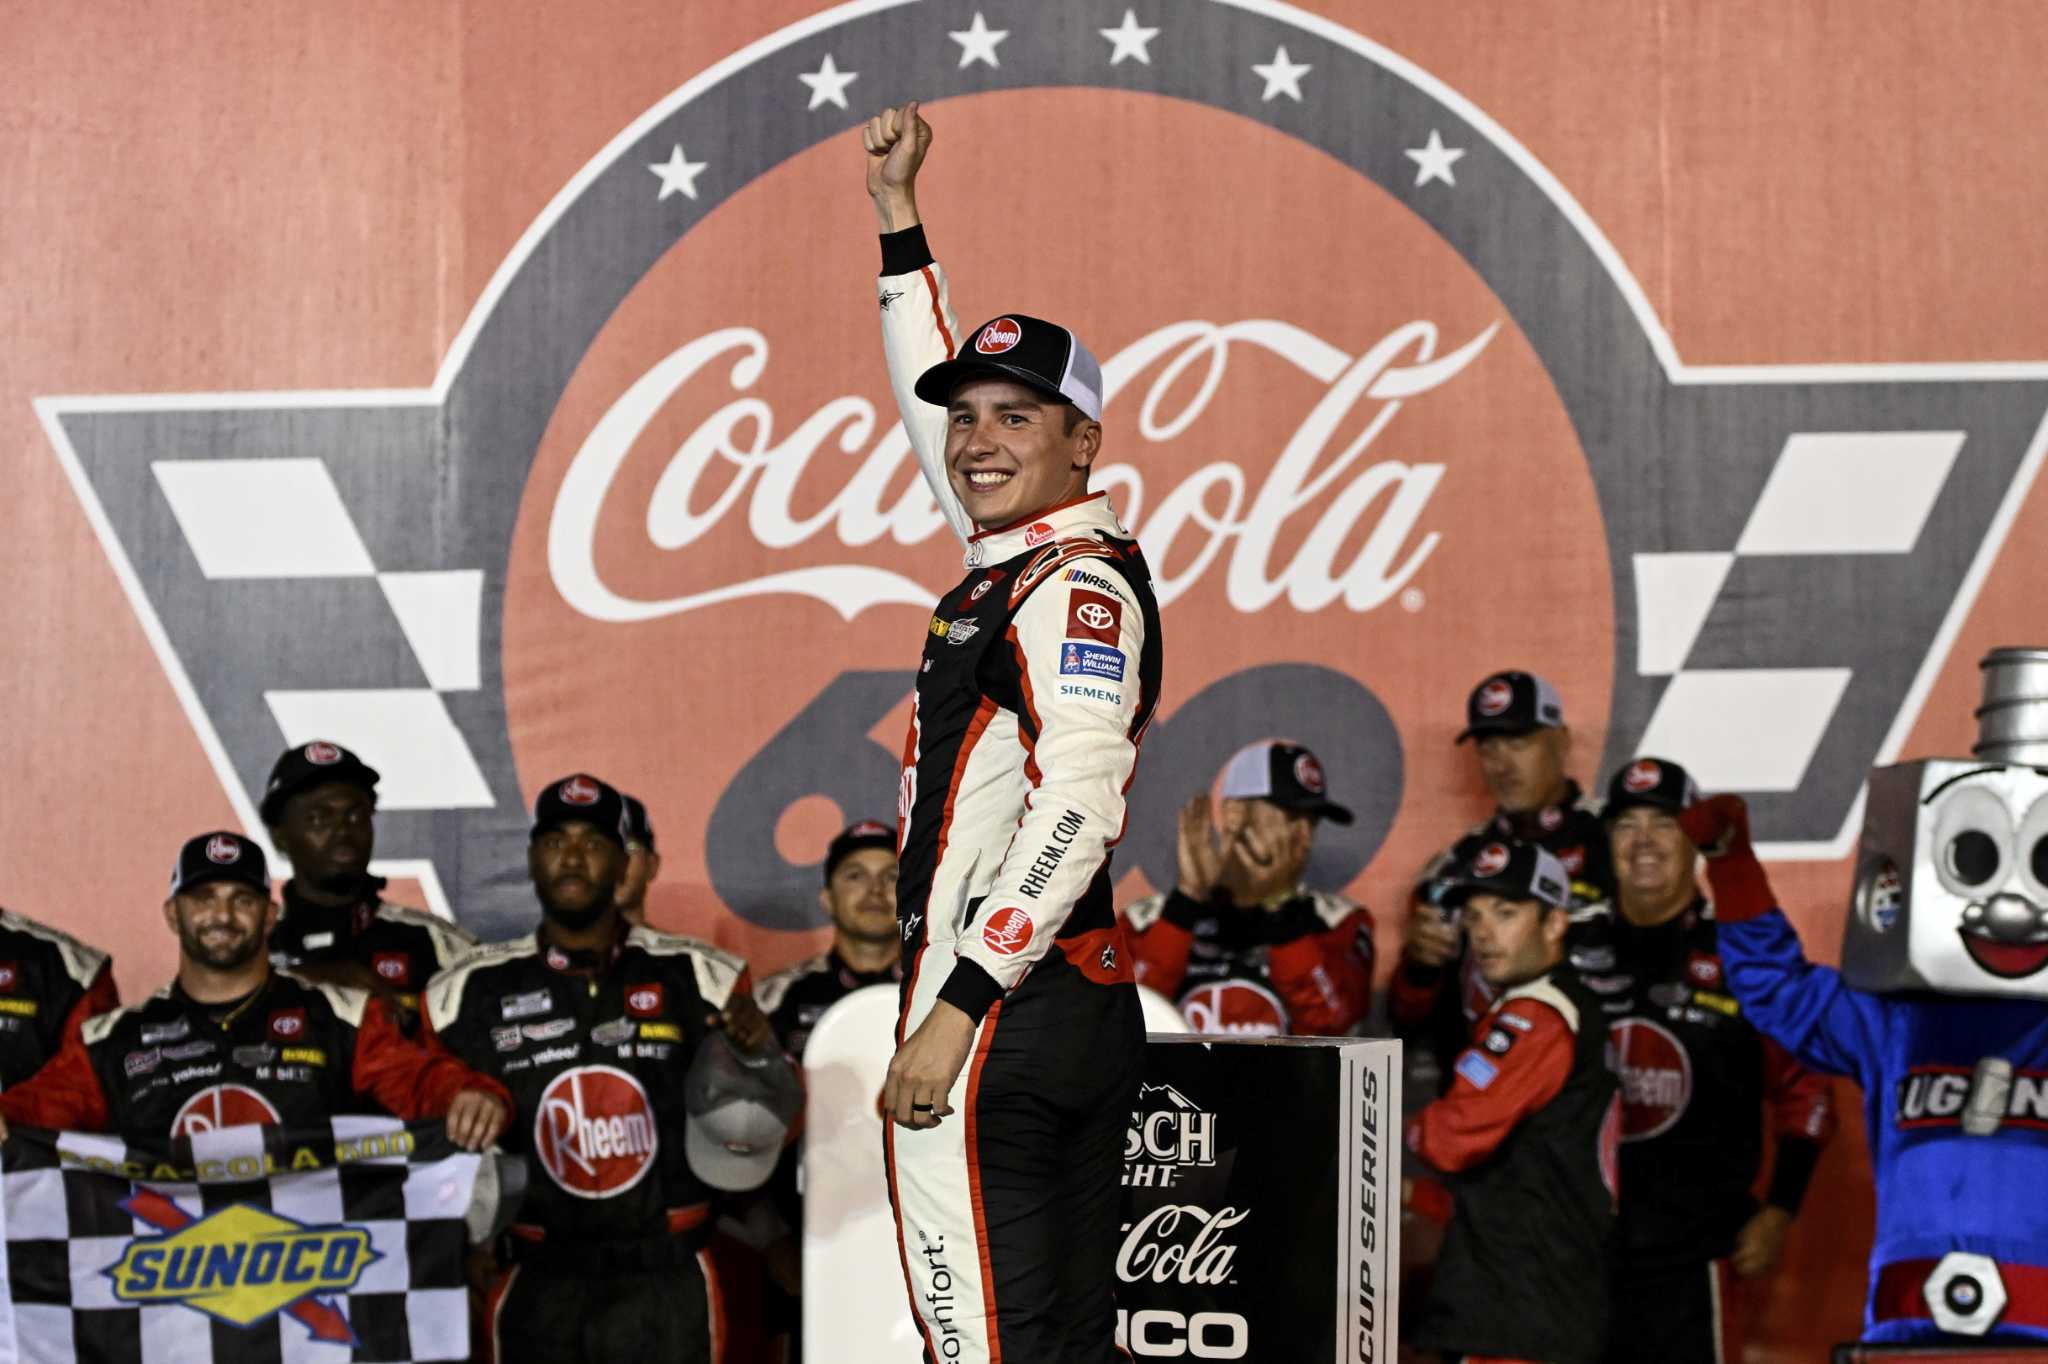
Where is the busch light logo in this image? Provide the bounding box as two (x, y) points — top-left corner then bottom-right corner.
(1125, 1082), (1216, 1190)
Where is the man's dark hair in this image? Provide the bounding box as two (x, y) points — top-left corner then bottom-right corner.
(1063, 403), (1089, 435)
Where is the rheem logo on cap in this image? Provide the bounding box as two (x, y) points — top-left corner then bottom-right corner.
(981, 906), (1034, 956)
(1472, 842), (1511, 878)
(1477, 679), (1515, 716)
(974, 317), (1023, 354)
(559, 775), (601, 805)
(204, 835), (242, 865)
(1623, 760), (1662, 793)
(304, 741), (343, 765)
(1294, 752), (1326, 795)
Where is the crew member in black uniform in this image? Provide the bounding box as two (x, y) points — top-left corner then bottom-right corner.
(0, 908), (117, 1089)
(0, 831), (507, 1147)
(1395, 670), (1614, 1090)
(262, 740), (476, 1024)
(1576, 757), (1836, 1364)
(1403, 837), (1620, 1364)
(867, 102), (1161, 1363)
(424, 774), (788, 1364)
(1123, 741), (1373, 1036)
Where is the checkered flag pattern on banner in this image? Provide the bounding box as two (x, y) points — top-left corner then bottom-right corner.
(0, 1117), (482, 1364)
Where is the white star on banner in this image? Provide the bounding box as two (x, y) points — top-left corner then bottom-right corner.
(1100, 10), (1159, 65)
(648, 144), (707, 201)
(1405, 129), (1466, 186)
(1252, 45), (1311, 102)
(949, 13), (1009, 68)
(799, 54), (859, 110)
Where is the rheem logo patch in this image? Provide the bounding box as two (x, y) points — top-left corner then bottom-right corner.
(534, 1065), (659, 1198)
(1607, 1017), (1693, 1141)
(172, 1084), (284, 1137)
(981, 907), (1035, 956)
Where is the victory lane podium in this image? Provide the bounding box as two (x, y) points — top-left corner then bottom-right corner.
(800, 986), (1402, 1361)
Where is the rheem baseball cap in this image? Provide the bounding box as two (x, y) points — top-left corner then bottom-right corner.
(621, 794), (657, 853)
(914, 314), (1104, 421)
(1218, 740), (1355, 825)
(684, 1029), (802, 1192)
(1601, 757), (1701, 822)
(532, 773), (629, 850)
(1456, 670), (1567, 743)
(1438, 838), (1570, 911)
(824, 819), (896, 884)
(171, 831), (271, 897)
(259, 740), (380, 826)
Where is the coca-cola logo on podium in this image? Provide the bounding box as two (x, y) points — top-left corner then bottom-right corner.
(49, 2), (2048, 935)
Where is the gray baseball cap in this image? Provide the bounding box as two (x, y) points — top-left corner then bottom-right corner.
(683, 1029), (802, 1192)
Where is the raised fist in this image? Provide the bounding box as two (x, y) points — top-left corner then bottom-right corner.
(863, 101), (932, 221)
(1678, 792), (1752, 860)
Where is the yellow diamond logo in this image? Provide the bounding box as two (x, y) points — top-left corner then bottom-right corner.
(103, 1195), (377, 1343)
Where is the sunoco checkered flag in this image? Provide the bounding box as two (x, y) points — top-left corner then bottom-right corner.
(0, 1117), (494, 1364)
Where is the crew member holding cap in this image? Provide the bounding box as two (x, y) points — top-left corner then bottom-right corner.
(1575, 758), (1835, 1364)
(1123, 741), (1374, 1035)
(617, 793), (662, 925)
(262, 740), (476, 1024)
(424, 773), (789, 1364)
(1402, 838), (1619, 1364)
(1396, 670), (1613, 1090)
(0, 832), (508, 1150)
(867, 102), (1160, 1362)
(0, 906), (118, 1088)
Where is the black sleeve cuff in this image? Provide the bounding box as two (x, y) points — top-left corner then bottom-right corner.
(1162, 889), (1210, 932)
(1767, 1137), (1824, 1215)
(880, 224), (934, 276)
(937, 958), (1004, 1024)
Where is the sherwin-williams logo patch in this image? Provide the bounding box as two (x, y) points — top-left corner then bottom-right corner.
(103, 1190), (379, 1344)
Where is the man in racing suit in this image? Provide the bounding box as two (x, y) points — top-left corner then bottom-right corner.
(1395, 669), (1614, 1091)
(1578, 758), (1835, 1363)
(425, 774), (784, 1364)
(1123, 740), (1373, 1035)
(0, 831), (505, 1147)
(0, 907), (118, 1088)
(262, 740), (477, 1026)
(866, 102), (1160, 1363)
(1402, 837), (1620, 1364)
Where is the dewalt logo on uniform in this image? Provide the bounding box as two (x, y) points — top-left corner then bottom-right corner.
(103, 1200), (378, 1338)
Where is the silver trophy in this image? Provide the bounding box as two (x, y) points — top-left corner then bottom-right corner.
(1840, 648), (2048, 999)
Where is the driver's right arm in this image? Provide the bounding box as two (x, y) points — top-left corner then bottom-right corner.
(866, 102), (973, 545)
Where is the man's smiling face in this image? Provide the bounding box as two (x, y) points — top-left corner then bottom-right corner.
(944, 377), (1099, 529)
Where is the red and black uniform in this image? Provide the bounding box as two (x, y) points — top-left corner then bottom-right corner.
(0, 908), (117, 1090)
(758, 950), (904, 1063)
(1405, 967), (1621, 1364)
(424, 924), (752, 1364)
(0, 969), (497, 1138)
(879, 227), (1160, 1363)
(1579, 896), (1836, 1363)
(270, 877), (476, 1023)
(1394, 785), (1614, 1088)
(1122, 887), (1373, 1035)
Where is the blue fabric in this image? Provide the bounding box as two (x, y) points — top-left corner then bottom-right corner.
(1720, 909), (2048, 1342)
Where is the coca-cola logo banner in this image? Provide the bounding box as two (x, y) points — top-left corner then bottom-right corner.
(39, 0), (2048, 938)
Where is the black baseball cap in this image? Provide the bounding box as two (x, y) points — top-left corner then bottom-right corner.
(170, 831), (271, 897)
(1456, 670), (1566, 743)
(1218, 740), (1354, 825)
(259, 740), (380, 826)
(684, 1029), (802, 1192)
(1438, 838), (1570, 911)
(824, 819), (896, 884)
(1601, 757), (1701, 822)
(621, 795), (657, 853)
(532, 773), (629, 849)
(914, 314), (1104, 421)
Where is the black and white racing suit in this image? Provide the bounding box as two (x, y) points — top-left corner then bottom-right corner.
(878, 224), (1162, 1364)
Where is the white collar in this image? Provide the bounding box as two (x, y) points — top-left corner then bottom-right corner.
(963, 492), (1130, 568)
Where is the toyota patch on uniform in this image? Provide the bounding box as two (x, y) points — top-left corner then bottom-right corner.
(1064, 588), (1122, 644)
